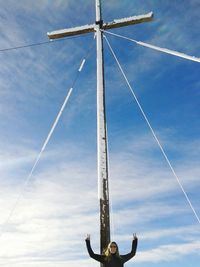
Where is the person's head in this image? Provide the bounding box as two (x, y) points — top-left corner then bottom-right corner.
(104, 241), (120, 257)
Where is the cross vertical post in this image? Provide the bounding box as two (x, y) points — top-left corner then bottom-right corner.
(95, 0), (110, 254)
(47, 0), (153, 256)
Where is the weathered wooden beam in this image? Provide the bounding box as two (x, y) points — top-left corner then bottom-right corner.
(103, 12), (153, 30)
(47, 12), (153, 40)
(47, 24), (95, 39)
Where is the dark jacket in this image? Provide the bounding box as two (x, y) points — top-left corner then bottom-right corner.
(85, 238), (138, 267)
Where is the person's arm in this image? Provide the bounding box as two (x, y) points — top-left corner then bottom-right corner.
(121, 234), (138, 263)
(85, 234), (105, 263)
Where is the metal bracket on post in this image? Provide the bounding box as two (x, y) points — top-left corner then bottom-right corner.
(95, 19), (104, 28)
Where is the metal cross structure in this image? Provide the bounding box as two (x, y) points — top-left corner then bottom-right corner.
(47, 0), (153, 254)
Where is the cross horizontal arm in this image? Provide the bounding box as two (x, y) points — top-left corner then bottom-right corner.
(103, 12), (153, 30)
(47, 24), (96, 39)
(47, 12), (153, 40)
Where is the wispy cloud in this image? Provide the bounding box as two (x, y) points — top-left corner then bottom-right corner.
(137, 241), (200, 263)
(0, 1), (199, 267)
(0, 126), (199, 265)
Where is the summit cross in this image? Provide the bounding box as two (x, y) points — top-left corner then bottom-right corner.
(47, 0), (153, 254)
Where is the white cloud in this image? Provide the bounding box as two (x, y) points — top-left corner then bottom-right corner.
(136, 240), (200, 263)
(0, 129), (199, 266)
(0, 1), (199, 267)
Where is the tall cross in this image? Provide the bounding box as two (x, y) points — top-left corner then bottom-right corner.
(47, 0), (153, 254)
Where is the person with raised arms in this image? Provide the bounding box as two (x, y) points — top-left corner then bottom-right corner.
(85, 233), (138, 267)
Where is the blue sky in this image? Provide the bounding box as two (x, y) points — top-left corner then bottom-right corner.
(0, 0), (200, 266)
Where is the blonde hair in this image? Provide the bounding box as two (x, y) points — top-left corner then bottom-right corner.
(104, 242), (121, 260)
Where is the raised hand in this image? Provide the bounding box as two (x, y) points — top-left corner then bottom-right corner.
(86, 234), (91, 241)
(133, 233), (137, 240)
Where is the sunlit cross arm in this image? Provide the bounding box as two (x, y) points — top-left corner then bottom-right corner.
(47, 12), (153, 40)
(103, 12), (153, 30)
(47, 24), (96, 39)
